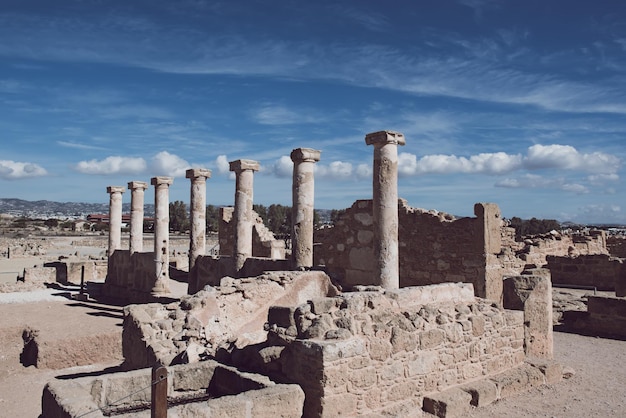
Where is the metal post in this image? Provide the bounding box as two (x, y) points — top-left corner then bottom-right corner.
(151, 364), (168, 418)
(80, 266), (85, 296)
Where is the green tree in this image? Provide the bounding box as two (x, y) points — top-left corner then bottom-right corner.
(267, 204), (291, 236)
(206, 204), (220, 233)
(169, 201), (189, 232)
(44, 218), (59, 228)
(253, 204), (268, 225)
(330, 209), (346, 225)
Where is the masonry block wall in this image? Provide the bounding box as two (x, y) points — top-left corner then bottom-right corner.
(315, 200), (503, 300)
(103, 250), (158, 302)
(266, 284), (525, 417)
(607, 236), (626, 258)
(546, 254), (626, 291)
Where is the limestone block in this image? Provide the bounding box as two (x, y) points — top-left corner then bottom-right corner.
(423, 388), (472, 418)
(490, 364), (545, 399)
(385, 283), (475, 308)
(503, 275), (553, 359)
(526, 358), (563, 384)
(250, 385), (306, 418)
(460, 379), (498, 407)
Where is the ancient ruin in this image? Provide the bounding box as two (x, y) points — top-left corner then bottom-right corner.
(0, 130), (623, 417)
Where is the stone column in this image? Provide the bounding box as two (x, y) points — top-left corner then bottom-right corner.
(151, 176), (173, 294)
(186, 168), (212, 271)
(229, 159), (260, 274)
(106, 186), (126, 257)
(127, 181), (148, 255)
(365, 130), (405, 290)
(290, 148), (321, 270)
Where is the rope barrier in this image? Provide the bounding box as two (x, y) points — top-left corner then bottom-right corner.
(75, 369), (170, 418)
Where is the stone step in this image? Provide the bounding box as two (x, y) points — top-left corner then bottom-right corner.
(422, 360), (563, 417)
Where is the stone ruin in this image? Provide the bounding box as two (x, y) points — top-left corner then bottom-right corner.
(42, 131), (618, 417)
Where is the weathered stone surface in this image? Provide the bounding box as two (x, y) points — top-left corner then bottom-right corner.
(460, 379), (497, 407)
(503, 275), (553, 359)
(423, 388), (472, 418)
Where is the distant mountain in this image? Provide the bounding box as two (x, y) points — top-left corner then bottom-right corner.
(0, 198), (155, 218)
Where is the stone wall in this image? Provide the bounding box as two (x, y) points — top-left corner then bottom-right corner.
(189, 255), (291, 292)
(261, 283), (526, 417)
(546, 254), (625, 291)
(123, 271), (338, 370)
(501, 230), (608, 270)
(315, 200), (503, 300)
(43, 260), (102, 285)
(219, 206), (286, 259)
(608, 236), (626, 258)
(564, 295), (626, 339)
(42, 360), (305, 418)
(102, 250), (159, 302)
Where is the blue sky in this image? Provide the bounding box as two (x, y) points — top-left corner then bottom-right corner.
(0, 0), (625, 224)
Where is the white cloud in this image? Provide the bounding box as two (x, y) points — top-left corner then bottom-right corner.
(0, 160), (47, 179)
(588, 173), (619, 184)
(355, 163), (372, 179)
(215, 155), (230, 175)
(524, 144), (621, 173)
(150, 151), (190, 177)
(272, 155), (293, 178)
(316, 161), (353, 179)
(398, 151), (521, 176)
(74, 156), (146, 175)
(495, 174), (589, 194)
(252, 104), (322, 125)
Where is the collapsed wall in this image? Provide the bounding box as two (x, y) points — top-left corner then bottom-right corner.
(315, 200), (503, 301)
(122, 271), (338, 370)
(244, 283), (548, 417)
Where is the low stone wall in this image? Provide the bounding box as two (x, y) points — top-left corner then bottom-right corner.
(23, 266), (56, 284)
(546, 254), (626, 291)
(259, 283), (526, 417)
(123, 271), (338, 370)
(102, 250), (160, 302)
(608, 236), (626, 258)
(189, 255), (291, 293)
(43, 260), (100, 285)
(564, 295), (626, 338)
(42, 360), (305, 418)
(315, 200), (503, 300)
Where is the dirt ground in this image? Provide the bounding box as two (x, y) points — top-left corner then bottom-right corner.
(0, 235), (625, 417)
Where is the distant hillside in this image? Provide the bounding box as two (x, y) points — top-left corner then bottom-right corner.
(0, 198), (155, 218)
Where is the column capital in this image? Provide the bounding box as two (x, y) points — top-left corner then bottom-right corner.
(186, 168), (212, 180)
(106, 186), (126, 194)
(127, 181), (149, 191)
(290, 148), (321, 163)
(229, 159), (260, 173)
(151, 176), (174, 186)
(365, 130), (406, 146)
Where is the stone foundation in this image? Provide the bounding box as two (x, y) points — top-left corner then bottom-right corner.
(564, 295), (626, 338)
(251, 283), (529, 417)
(123, 271), (338, 370)
(42, 360), (304, 418)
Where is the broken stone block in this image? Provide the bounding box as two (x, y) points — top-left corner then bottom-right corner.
(459, 379), (497, 407)
(423, 388), (472, 418)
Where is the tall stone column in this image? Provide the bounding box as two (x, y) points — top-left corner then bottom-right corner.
(106, 186), (126, 257)
(365, 130), (405, 290)
(151, 176), (173, 294)
(290, 148), (321, 270)
(186, 168), (212, 271)
(127, 181), (148, 255)
(229, 159), (260, 274)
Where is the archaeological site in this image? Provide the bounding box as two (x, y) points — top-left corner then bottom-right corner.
(1, 130), (625, 417)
